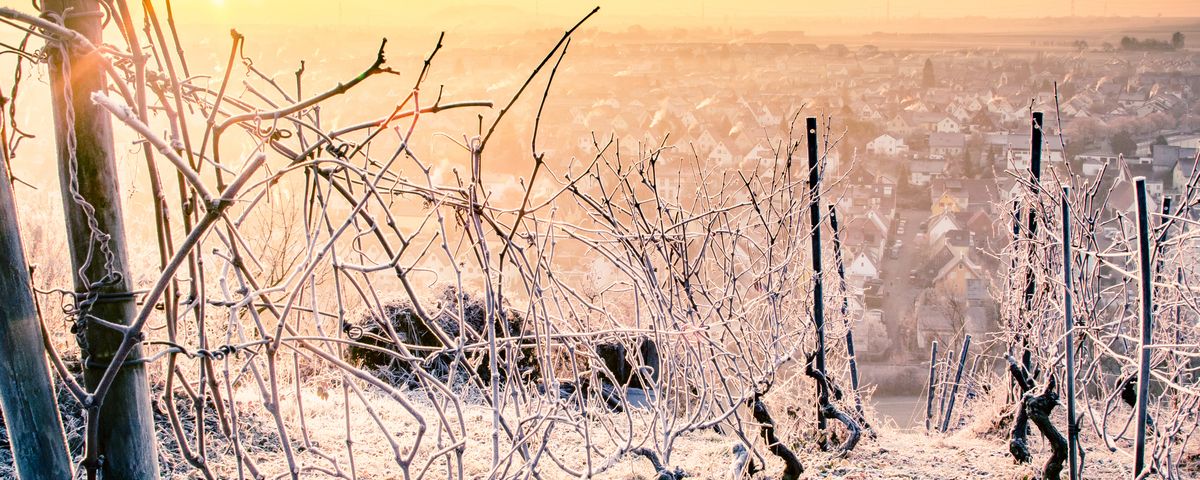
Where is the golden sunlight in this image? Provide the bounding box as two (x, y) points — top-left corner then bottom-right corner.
(0, 1), (1197, 479)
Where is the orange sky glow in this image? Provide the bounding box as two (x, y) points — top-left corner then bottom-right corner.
(174, 0), (1198, 30)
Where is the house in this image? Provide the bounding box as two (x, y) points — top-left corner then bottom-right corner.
(752, 105), (780, 127)
(885, 114), (918, 137)
(987, 97), (1016, 116)
(610, 113), (630, 132)
(963, 179), (998, 212)
(910, 158), (948, 186)
(853, 309), (887, 354)
(935, 116), (962, 133)
(847, 252), (881, 283)
(960, 208), (1000, 248)
(915, 252), (992, 348)
(1002, 133), (1066, 171)
(931, 185), (969, 216)
(707, 142), (734, 165)
(742, 144), (775, 169)
(929, 132), (966, 157)
(961, 96), (985, 113)
(948, 104), (972, 123)
(1136, 93), (1186, 116)
(1094, 153), (1162, 201)
(680, 110), (700, 131)
(863, 209), (892, 240)
(694, 129), (718, 153)
(1151, 144), (1200, 190)
(729, 129), (758, 154)
(927, 228), (972, 258)
(913, 287), (986, 349)
(654, 166), (700, 203)
(867, 134), (908, 156)
(915, 300), (953, 349)
(1076, 147), (1120, 177)
(996, 177), (1027, 205)
(926, 213), (963, 246)
(915, 302), (989, 349)
(836, 171), (898, 214)
(841, 210), (891, 257)
(1174, 153), (1200, 194)
(860, 104), (885, 121)
(912, 111), (948, 132)
(932, 251), (988, 304)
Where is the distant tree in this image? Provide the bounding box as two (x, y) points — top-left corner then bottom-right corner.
(929, 288), (969, 335)
(1121, 34), (1178, 51)
(1064, 139), (1087, 162)
(922, 58), (935, 88)
(1154, 135), (1169, 146)
(1072, 40), (1088, 52)
(962, 146), (977, 178)
(1111, 130), (1137, 157)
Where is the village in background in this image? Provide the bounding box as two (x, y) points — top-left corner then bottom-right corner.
(295, 16), (1196, 400)
(8, 13), (1197, 404)
(2, 2), (1199, 477)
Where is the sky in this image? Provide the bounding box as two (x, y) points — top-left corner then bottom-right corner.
(176, 0), (1199, 29)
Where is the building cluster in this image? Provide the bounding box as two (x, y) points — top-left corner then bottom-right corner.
(348, 31), (1200, 360)
(527, 39), (1200, 359)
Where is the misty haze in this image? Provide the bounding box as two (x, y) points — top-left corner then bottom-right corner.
(0, 1), (1197, 479)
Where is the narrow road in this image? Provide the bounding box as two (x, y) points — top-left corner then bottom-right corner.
(876, 208), (930, 360)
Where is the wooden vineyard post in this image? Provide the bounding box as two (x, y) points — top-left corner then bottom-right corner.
(805, 116), (827, 430)
(1022, 112), (1044, 319)
(940, 335), (971, 433)
(828, 205), (867, 427)
(1132, 177), (1153, 478)
(925, 340), (938, 431)
(43, 0), (162, 477)
(1012, 111), (1043, 436)
(1061, 187), (1079, 480)
(937, 349), (952, 428)
(0, 99), (74, 479)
